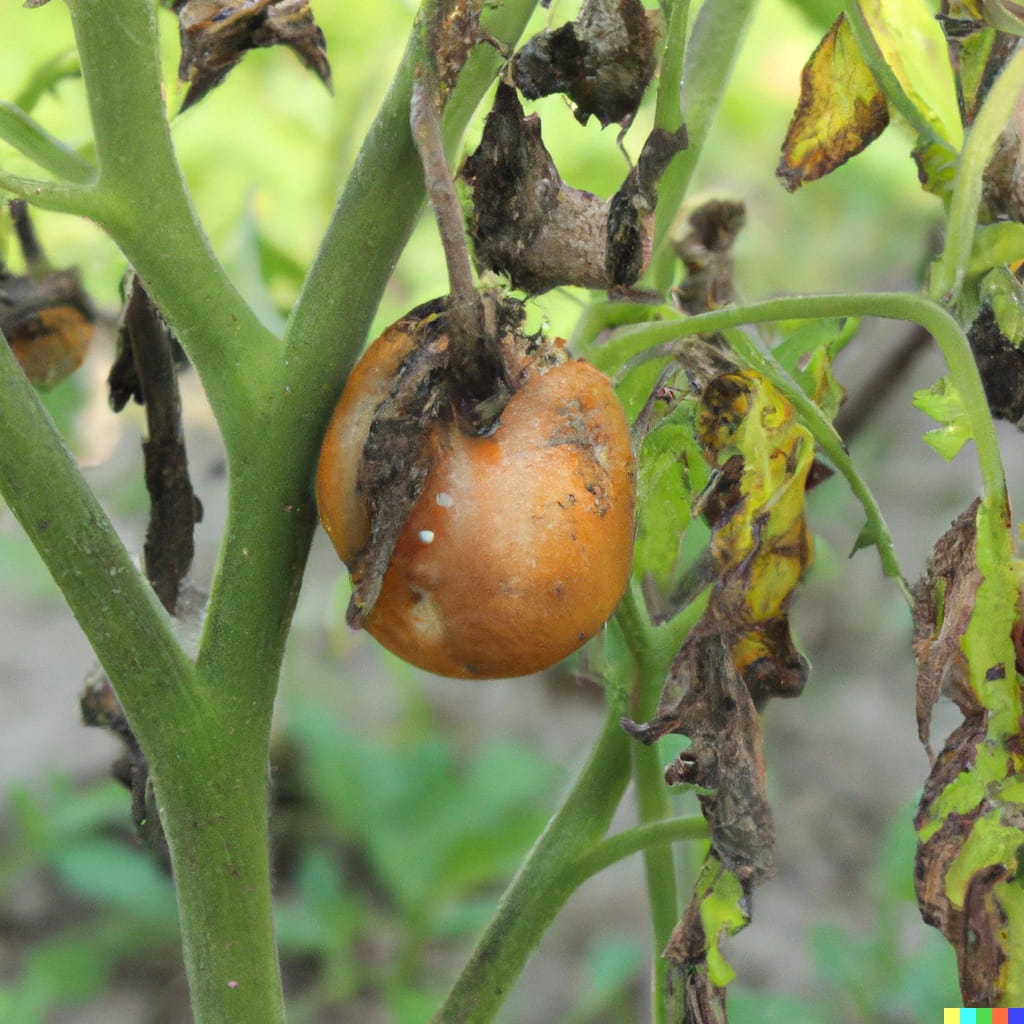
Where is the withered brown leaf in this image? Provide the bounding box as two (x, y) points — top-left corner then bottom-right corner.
(624, 631), (775, 883)
(166, 0), (332, 111)
(461, 83), (686, 293)
(911, 499), (984, 755)
(512, 0), (660, 127)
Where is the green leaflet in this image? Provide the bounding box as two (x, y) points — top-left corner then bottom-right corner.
(913, 377), (973, 459)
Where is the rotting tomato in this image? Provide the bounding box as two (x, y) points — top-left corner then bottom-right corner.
(316, 298), (636, 679)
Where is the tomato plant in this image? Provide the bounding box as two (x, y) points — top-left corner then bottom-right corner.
(3, 0), (1024, 1021)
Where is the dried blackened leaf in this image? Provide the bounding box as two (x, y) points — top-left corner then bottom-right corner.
(623, 633), (770, 1017)
(109, 274), (190, 412)
(462, 83), (613, 292)
(624, 632), (775, 883)
(605, 124), (688, 286)
(347, 299), (453, 626)
(673, 200), (747, 314)
(346, 295), (533, 625)
(167, 0), (332, 111)
(969, 305), (1024, 426)
(512, 0), (660, 127)
(777, 12), (889, 192)
(462, 84), (685, 292)
(911, 499), (984, 753)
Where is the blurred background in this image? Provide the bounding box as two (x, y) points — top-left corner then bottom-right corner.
(0, 0), (1005, 1019)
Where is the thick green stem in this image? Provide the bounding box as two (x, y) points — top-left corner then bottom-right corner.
(61, 0), (278, 441)
(0, 332), (287, 1020)
(433, 706), (633, 1024)
(0, 334), (191, 724)
(151, 732), (285, 1023)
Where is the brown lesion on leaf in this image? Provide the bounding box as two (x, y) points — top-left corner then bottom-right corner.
(776, 12), (890, 192)
(165, 0), (332, 111)
(910, 499), (1024, 1008)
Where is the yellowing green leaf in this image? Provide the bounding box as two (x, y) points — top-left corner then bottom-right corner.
(913, 377), (973, 459)
(858, 0), (964, 147)
(969, 222), (1024, 275)
(777, 13), (890, 192)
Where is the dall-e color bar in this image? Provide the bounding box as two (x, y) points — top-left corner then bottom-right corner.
(944, 1011), (1024, 1023)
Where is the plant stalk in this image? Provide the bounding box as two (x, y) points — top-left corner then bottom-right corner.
(433, 706), (633, 1023)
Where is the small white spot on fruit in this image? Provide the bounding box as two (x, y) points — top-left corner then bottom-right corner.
(419, 530), (435, 544)
(436, 492), (454, 508)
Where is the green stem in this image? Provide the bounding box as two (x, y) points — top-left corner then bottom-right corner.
(614, 586), (680, 1023)
(433, 705), (633, 1024)
(648, 0), (759, 288)
(0, 335), (286, 1020)
(572, 817), (708, 886)
(0, 102), (95, 184)
(930, 46), (1024, 303)
(0, 333), (192, 724)
(654, 0), (690, 134)
(60, 0), (279, 442)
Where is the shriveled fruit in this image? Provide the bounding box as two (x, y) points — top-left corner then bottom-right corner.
(316, 299), (636, 679)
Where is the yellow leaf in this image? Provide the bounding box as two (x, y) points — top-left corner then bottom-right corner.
(859, 0), (963, 148)
(777, 12), (890, 192)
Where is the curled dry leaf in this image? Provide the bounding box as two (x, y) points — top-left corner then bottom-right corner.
(165, 0), (331, 111)
(911, 499), (984, 754)
(623, 633), (772, 1016)
(512, 0), (660, 127)
(777, 12), (889, 192)
(461, 82), (686, 293)
(673, 200), (747, 314)
(629, 632), (775, 882)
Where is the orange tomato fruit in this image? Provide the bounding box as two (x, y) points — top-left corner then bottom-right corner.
(316, 308), (636, 679)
